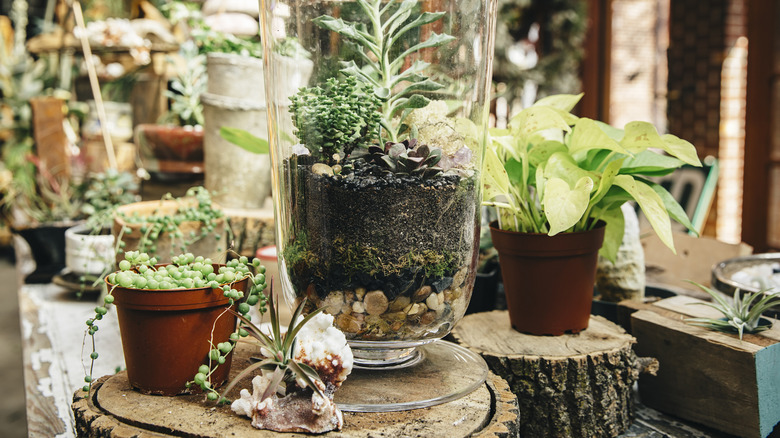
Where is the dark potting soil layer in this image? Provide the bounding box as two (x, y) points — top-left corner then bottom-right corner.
(285, 157), (479, 299)
(281, 157), (480, 341)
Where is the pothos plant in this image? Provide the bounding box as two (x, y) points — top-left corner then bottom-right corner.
(483, 93), (702, 262)
(82, 251), (268, 393)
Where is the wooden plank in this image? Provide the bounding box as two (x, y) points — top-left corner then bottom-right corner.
(632, 297), (780, 438)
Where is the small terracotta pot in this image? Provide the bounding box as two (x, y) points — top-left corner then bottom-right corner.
(107, 267), (247, 395)
(489, 221), (605, 335)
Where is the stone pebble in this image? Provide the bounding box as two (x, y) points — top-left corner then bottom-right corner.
(308, 266), (472, 341)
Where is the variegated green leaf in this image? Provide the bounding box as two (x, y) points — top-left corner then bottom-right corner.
(569, 118), (630, 156)
(544, 177), (593, 235)
(614, 174), (675, 253)
(660, 133), (702, 166)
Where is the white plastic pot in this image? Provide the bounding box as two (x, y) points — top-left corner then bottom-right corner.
(65, 223), (116, 275)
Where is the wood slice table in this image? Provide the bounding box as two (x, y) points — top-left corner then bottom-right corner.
(223, 206), (275, 257)
(451, 312), (657, 438)
(72, 343), (520, 437)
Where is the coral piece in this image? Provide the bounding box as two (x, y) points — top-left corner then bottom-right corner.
(231, 312), (352, 433)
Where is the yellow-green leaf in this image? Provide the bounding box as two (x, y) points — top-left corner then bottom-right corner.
(620, 121), (667, 154)
(544, 177), (593, 235)
(508, 106), (571, 141)
(533, 93), (584, 112)
(482, 146), (509, 202)
(613, 174), (675, 253)
(569, 118), (630, 156)
(660, 134), (702, 166)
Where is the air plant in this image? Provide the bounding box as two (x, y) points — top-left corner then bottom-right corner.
(202, 289), (326, 403)
(685, 281), (780, 340)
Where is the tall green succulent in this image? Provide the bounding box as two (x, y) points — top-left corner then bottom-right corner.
(290, 76), (382, 163)
(313, 0), (454, 142)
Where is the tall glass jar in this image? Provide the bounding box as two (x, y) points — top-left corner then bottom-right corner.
(259, 0), (497, 367)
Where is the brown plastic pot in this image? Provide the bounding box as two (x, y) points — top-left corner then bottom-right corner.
(489, 221), (605, 335)
(107, 267), (247, 395)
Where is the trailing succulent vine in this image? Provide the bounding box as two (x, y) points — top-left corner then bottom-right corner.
(312, 0), (454, 143)
(82, 251), (269, 394)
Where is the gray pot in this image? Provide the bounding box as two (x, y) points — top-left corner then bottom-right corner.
(206, 52), (265, 102)
(201, 92), (271, 209)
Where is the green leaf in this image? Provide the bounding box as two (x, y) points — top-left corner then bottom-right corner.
(638, 178), (698, 236)
(482, 146), (510, 201)
(509, 106), (571, 141)
(597, 205), (625, 263)
(660, 133), (702, 166)
(390, 60), (431, 87)
(594, 120), (625, 142)
(340, 61), (380, 86)
(543, 177), (593, 235)
(527, 140), (567, 167)
(394, 33), (456, 70)
(544, 151), (600, 191)
(590, 158), (624, 207)
(614, 175), (675, 253)
(619, 150), (685, 176)
(219, 127), (269, 154)
(569, 118), (631, 156)
(505, 157), (524, 185)
(393, 78), (446, 97)
(533, 93), (583, 112)
(391, 11), (448, 46)
(620, 121), (668, 154)
(394, 94), (430, 112)
(313, 16), (379, 55)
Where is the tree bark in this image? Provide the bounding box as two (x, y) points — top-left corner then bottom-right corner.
(452, 312), (648, 438)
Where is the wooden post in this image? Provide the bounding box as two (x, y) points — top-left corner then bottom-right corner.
(452, 312), (654, 438)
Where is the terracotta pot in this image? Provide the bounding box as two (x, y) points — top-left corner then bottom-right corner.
(135, 124), (204, 174)
(107, 268), (247, 395)
(489, 221), (605, 335)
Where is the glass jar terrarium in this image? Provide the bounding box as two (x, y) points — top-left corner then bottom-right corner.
(259, 0), (497, 410)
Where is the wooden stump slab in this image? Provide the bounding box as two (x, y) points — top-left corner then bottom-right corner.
(72, 343), (519, 437)
(224, 206), (275, 257)
(452, 312), (646, 438)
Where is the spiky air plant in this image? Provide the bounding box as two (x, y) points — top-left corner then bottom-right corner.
(686, 281), (780, 340)
(204, 291), (326, 403)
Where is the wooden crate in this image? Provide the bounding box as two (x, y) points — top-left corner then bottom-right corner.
(632, 296), (780, 438)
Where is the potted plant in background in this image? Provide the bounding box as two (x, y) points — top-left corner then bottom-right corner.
(61, 169), (139, 293)
(82, 250), (267, 395)
(112, 186), (228, 264)
(135, 41), (207, 181)
(483, 93), (701, 335)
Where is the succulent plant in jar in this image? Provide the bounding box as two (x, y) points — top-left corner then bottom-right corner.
(260, 0), (497, 369)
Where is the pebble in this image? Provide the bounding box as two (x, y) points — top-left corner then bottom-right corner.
(420, 311), (436, 325)
(355, 287), (366, 300)
(453, 267), (468, 288)
(389, 296), (410, 311)
(412, 285), (433, 303)
(364, 290), (389, 315)
(322, 291), (344, 315)
(312, 163), (334, 175)
(335, 313), (362, 333)
(426, 292), (443, 312)
(352, 301), (365, 314)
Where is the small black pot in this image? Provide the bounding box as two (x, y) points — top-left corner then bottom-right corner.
(591, 285), (678, 326)
(466, 263), (501, 314)
(15, 224), (73, 283)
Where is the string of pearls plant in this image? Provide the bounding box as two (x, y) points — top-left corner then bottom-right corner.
(82, 251), (268, 393)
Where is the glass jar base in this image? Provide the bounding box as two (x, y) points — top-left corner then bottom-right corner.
(335, 340), (488, 412)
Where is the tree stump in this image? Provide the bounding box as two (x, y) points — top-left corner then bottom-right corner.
(223, 206), (275, 257)
(451, 312), (656, 438)
(72, 342), (520, 437)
